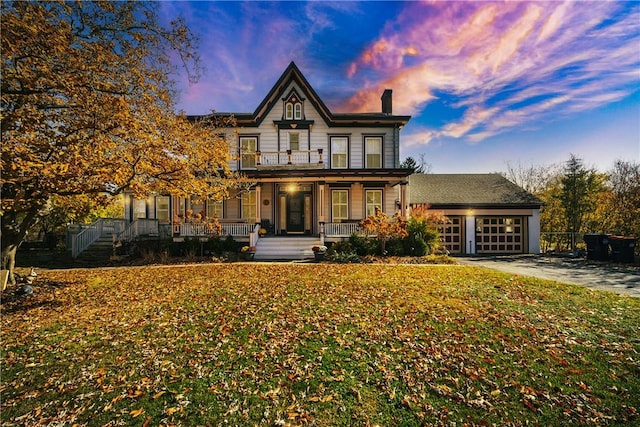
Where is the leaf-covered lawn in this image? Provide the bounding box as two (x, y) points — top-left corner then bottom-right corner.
(1, 264), (639, 426)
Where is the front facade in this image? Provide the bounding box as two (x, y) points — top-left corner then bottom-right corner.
(123, 62), (412, 245)
(121, 63), (542, 257)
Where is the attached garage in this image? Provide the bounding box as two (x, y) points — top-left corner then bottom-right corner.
(407, 174), (543, 255)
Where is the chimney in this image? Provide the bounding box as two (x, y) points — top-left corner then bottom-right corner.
(381, 89), (392, 115)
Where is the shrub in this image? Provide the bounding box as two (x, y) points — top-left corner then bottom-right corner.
(359, 208), (408, 256)
(328, 249), (360, 263)
(404, 206), (448, 255)
(348, 233), (379, 256)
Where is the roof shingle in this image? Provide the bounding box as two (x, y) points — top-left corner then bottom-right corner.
(408, 173), (542, 207)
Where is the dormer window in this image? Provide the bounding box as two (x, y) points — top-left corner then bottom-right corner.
(284, 91), (303, 120)
(285, 101), (302, 120)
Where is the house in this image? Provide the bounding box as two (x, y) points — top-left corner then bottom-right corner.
(114, 63), (542, 259)
(407, 173), (543, 255)
(121, 61), (413, 259)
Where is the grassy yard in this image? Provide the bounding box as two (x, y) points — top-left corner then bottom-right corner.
(1, 264), (639, 426)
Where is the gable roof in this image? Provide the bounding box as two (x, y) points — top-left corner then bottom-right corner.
(194, 62), (411, 128)
(408, 173), (542, 208)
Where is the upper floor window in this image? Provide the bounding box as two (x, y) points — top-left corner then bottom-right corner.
(365, 136), (382, 168)
(240, 136), (257, 169)
(331, 136), (348, 169)
(289, 132), (299, 151)
(285, 102), (302, 120)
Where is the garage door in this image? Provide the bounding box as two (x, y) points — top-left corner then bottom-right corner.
(440, 216), (463, 254)
(475, 217), (524, 254)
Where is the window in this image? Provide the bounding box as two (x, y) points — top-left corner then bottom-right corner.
(365, 137), (382, 168)
(133, 199), (146, 219)
(285, 101), (302, 120)
(156, 196), (170, 223)
(289, 132), (299, 151)
(240, 137), (257, 169)
(207, 200), (223, 219)
(365, 190), (383, 217)
(242, 190), (257, 222)
(331, 137), (348, 169)
(332, 190), (348, 221)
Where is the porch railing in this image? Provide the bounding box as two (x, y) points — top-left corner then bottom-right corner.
(324, 222), (365, 238)
(179, 222), (254, 238)
(71, 218), (127, 258)
(114, 219), (159, 244)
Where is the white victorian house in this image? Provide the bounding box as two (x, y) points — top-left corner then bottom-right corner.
(121, 62), (412, 259)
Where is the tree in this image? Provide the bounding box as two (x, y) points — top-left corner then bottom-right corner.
(1, 2), (244, 283)
(360, 208), (408, 255)
(608, 159), (640, 237)
(401, 154), (431, 174)
(560, 155), (603, 250)
(504, 161), (562, 194)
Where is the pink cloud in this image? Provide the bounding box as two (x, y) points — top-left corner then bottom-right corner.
(343, 1), (639, 143)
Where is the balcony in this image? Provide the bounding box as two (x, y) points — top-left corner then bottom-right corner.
(242, 149), (324, 170)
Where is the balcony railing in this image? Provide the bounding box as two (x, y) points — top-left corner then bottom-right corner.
(238, 149), (324, 170)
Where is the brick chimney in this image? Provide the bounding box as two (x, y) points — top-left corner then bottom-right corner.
(381, 89), (392, 115)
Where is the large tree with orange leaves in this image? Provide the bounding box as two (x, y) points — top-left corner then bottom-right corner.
(1, 1), (243, 282)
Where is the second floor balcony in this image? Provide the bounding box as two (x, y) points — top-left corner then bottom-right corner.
(241, 149), (324, 170)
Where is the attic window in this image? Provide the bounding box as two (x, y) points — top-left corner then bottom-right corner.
(284, 92), (303, 120)
(285, 101), (302, 120)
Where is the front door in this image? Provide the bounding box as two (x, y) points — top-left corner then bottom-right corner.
(286, 192), (305, 233)
(279, 185), (313, 234)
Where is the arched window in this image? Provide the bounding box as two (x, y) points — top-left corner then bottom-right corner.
(294, 103), (302, 120)
(285, 103), (294, 120)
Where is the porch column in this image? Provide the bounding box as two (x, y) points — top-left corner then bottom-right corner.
(255, 184), (262, 225)
(318, 181), (325, 243)
(318, 182), (326, 223)
(399, 182), (408, 219)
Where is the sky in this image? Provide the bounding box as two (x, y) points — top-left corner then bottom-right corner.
(159, 1), (640, 174)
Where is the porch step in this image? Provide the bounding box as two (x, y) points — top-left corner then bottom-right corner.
(75, 235), (113, 265)
(254, 236), (320, 261)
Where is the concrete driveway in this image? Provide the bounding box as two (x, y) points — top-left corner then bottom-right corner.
(456, 255), (640, 298)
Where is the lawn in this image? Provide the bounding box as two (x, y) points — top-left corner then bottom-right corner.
(1, 264), (639, 426)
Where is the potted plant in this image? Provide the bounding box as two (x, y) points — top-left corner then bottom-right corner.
(312, 245), (327, 261)
(240, 245), (256, 261)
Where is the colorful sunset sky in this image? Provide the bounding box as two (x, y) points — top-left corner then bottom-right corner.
(160, 1), (639, 174)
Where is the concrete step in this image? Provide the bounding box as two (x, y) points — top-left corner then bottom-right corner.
(254, 237), (321, 260)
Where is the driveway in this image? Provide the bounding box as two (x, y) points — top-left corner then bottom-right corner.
(456, 255), (640, 298)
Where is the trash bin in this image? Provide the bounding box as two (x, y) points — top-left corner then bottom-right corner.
(584, 234), (610, 261)
(608, 236), (636, 263)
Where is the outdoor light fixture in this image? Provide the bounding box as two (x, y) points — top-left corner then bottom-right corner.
(287, 183), (297, 193)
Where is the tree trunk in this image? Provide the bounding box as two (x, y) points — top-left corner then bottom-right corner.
(1, 206), (41, 288)
(1, 244), (18, 286)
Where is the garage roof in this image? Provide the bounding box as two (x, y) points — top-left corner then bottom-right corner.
(408, 173), (542, 208)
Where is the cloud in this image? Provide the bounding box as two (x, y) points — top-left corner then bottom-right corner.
(346, 1), (640, 144)
(402, 129), (437, 149)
